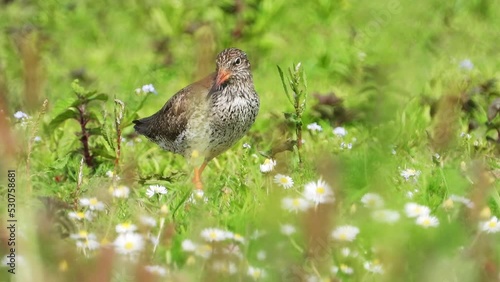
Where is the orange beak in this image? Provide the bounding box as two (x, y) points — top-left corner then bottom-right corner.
(213, 68), (232, 90)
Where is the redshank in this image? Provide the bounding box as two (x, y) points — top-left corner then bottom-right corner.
(133, 48), (259, 189)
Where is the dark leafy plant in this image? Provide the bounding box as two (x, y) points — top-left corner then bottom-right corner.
(49, 80), (108, 169)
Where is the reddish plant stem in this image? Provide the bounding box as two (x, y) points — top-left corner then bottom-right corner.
(77, 104), (93, 168)
(114, 119), (121, 170)
(295, 102), (303, 165)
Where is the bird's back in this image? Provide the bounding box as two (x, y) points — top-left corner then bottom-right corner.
(133, 74), (214, 154)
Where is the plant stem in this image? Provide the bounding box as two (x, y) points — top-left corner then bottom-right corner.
(77, 104), (93, 168)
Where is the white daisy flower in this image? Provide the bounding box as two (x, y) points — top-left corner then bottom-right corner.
(223, 244), (243, 258)
(371, 209), (400, 224)
(76, 239), (100, 251)
(228, 232), (245, 244)
(79, 197), (105, 211)
(195, 244), (213, 258)
(459, 59), (474, 71)
(274, 174), (294, 189)
(303, 179), (334, 205)
(341, 247), (351, 257)
(361, 193), (384, 209)
(339, 264), (354, 274)
(136, 84), (157, 94)
(115, 222), (137, 233)
(33, 136), (42, 142)
(114, 233), (145, 255)
(449, 194), (474, 209)
(139, 216), (156, 227)
(68, 211), (93, 221)
(400, 168), (421, 181)
(307, 122), (323, 132)
(188, 189), (208, 203)
(200, 228), (228, 242)
(282, 197), (311, 212)
(280, 224), (296, 236)
(212, 260), (238, 274)
(479, 216), (500, 233)
(406, 189), (419, 199)
(13, 111), (29, 120)
(247, 266), (266, 280)
(181, 239), (197, 252)
(332, 225), (360, 242)
(250, 229), (266, 240)
(144, 265), (168, 276)
(146, 185), (167, 198)
(364, 260), (384, 274)
(333, 127), (347, 137)
(415, 214), (439, 228)
(260, 158), (276, 173)
(404, 203), (431, 218)
(112, 185), (130, 198)
(340, 142), (353, 150)
(257, 250), (266, 260)
(70, 230), (96, 240)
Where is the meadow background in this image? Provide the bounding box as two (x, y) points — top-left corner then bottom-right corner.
(1, 0), (500, 281)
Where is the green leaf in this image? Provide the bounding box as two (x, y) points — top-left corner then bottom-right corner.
(87, 127), (102, 136)
(87, 93), (108, 102)
(50, 153), (72, 170)
(49, 108), (78, 130)
(71, 79), (85, 95)
(277, 65), (292, 105)
(101, 126), (116, 151)
(92, 148), (116, 160)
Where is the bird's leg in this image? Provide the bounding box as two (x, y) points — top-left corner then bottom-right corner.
(193, 161), (208, 190)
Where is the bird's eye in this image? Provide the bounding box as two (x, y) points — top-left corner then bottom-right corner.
(233, 58), (241, 66)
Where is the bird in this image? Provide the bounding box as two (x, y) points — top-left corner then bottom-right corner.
(133, 48), (260, 190)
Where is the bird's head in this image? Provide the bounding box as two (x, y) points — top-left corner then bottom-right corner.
(212, 48), (252, 91)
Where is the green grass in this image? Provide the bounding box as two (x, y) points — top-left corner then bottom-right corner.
(1, 0), (500, 281)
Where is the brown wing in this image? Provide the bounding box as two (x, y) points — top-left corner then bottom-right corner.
(133, 73), (215, 142)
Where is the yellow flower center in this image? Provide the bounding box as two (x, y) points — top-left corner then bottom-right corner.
(79, 230), (88, 238)
(76, 212), (85, 219)
(422, 219), (430, 226)
(252, 270), (262, 278)
(209, 232), (217, 239)
(316, 187), (325, 194)
(264, 159), (271, 164)
(121, 223), (131, 229)
(124, 242), (134, 250)
(59, 260), (68, 272)
(488, 221), (497, 228)
(280, 177), (288, 184)
(292, 199), (301, 207)
(89, 198), (98, 206)
(339, 233), (347, 240)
